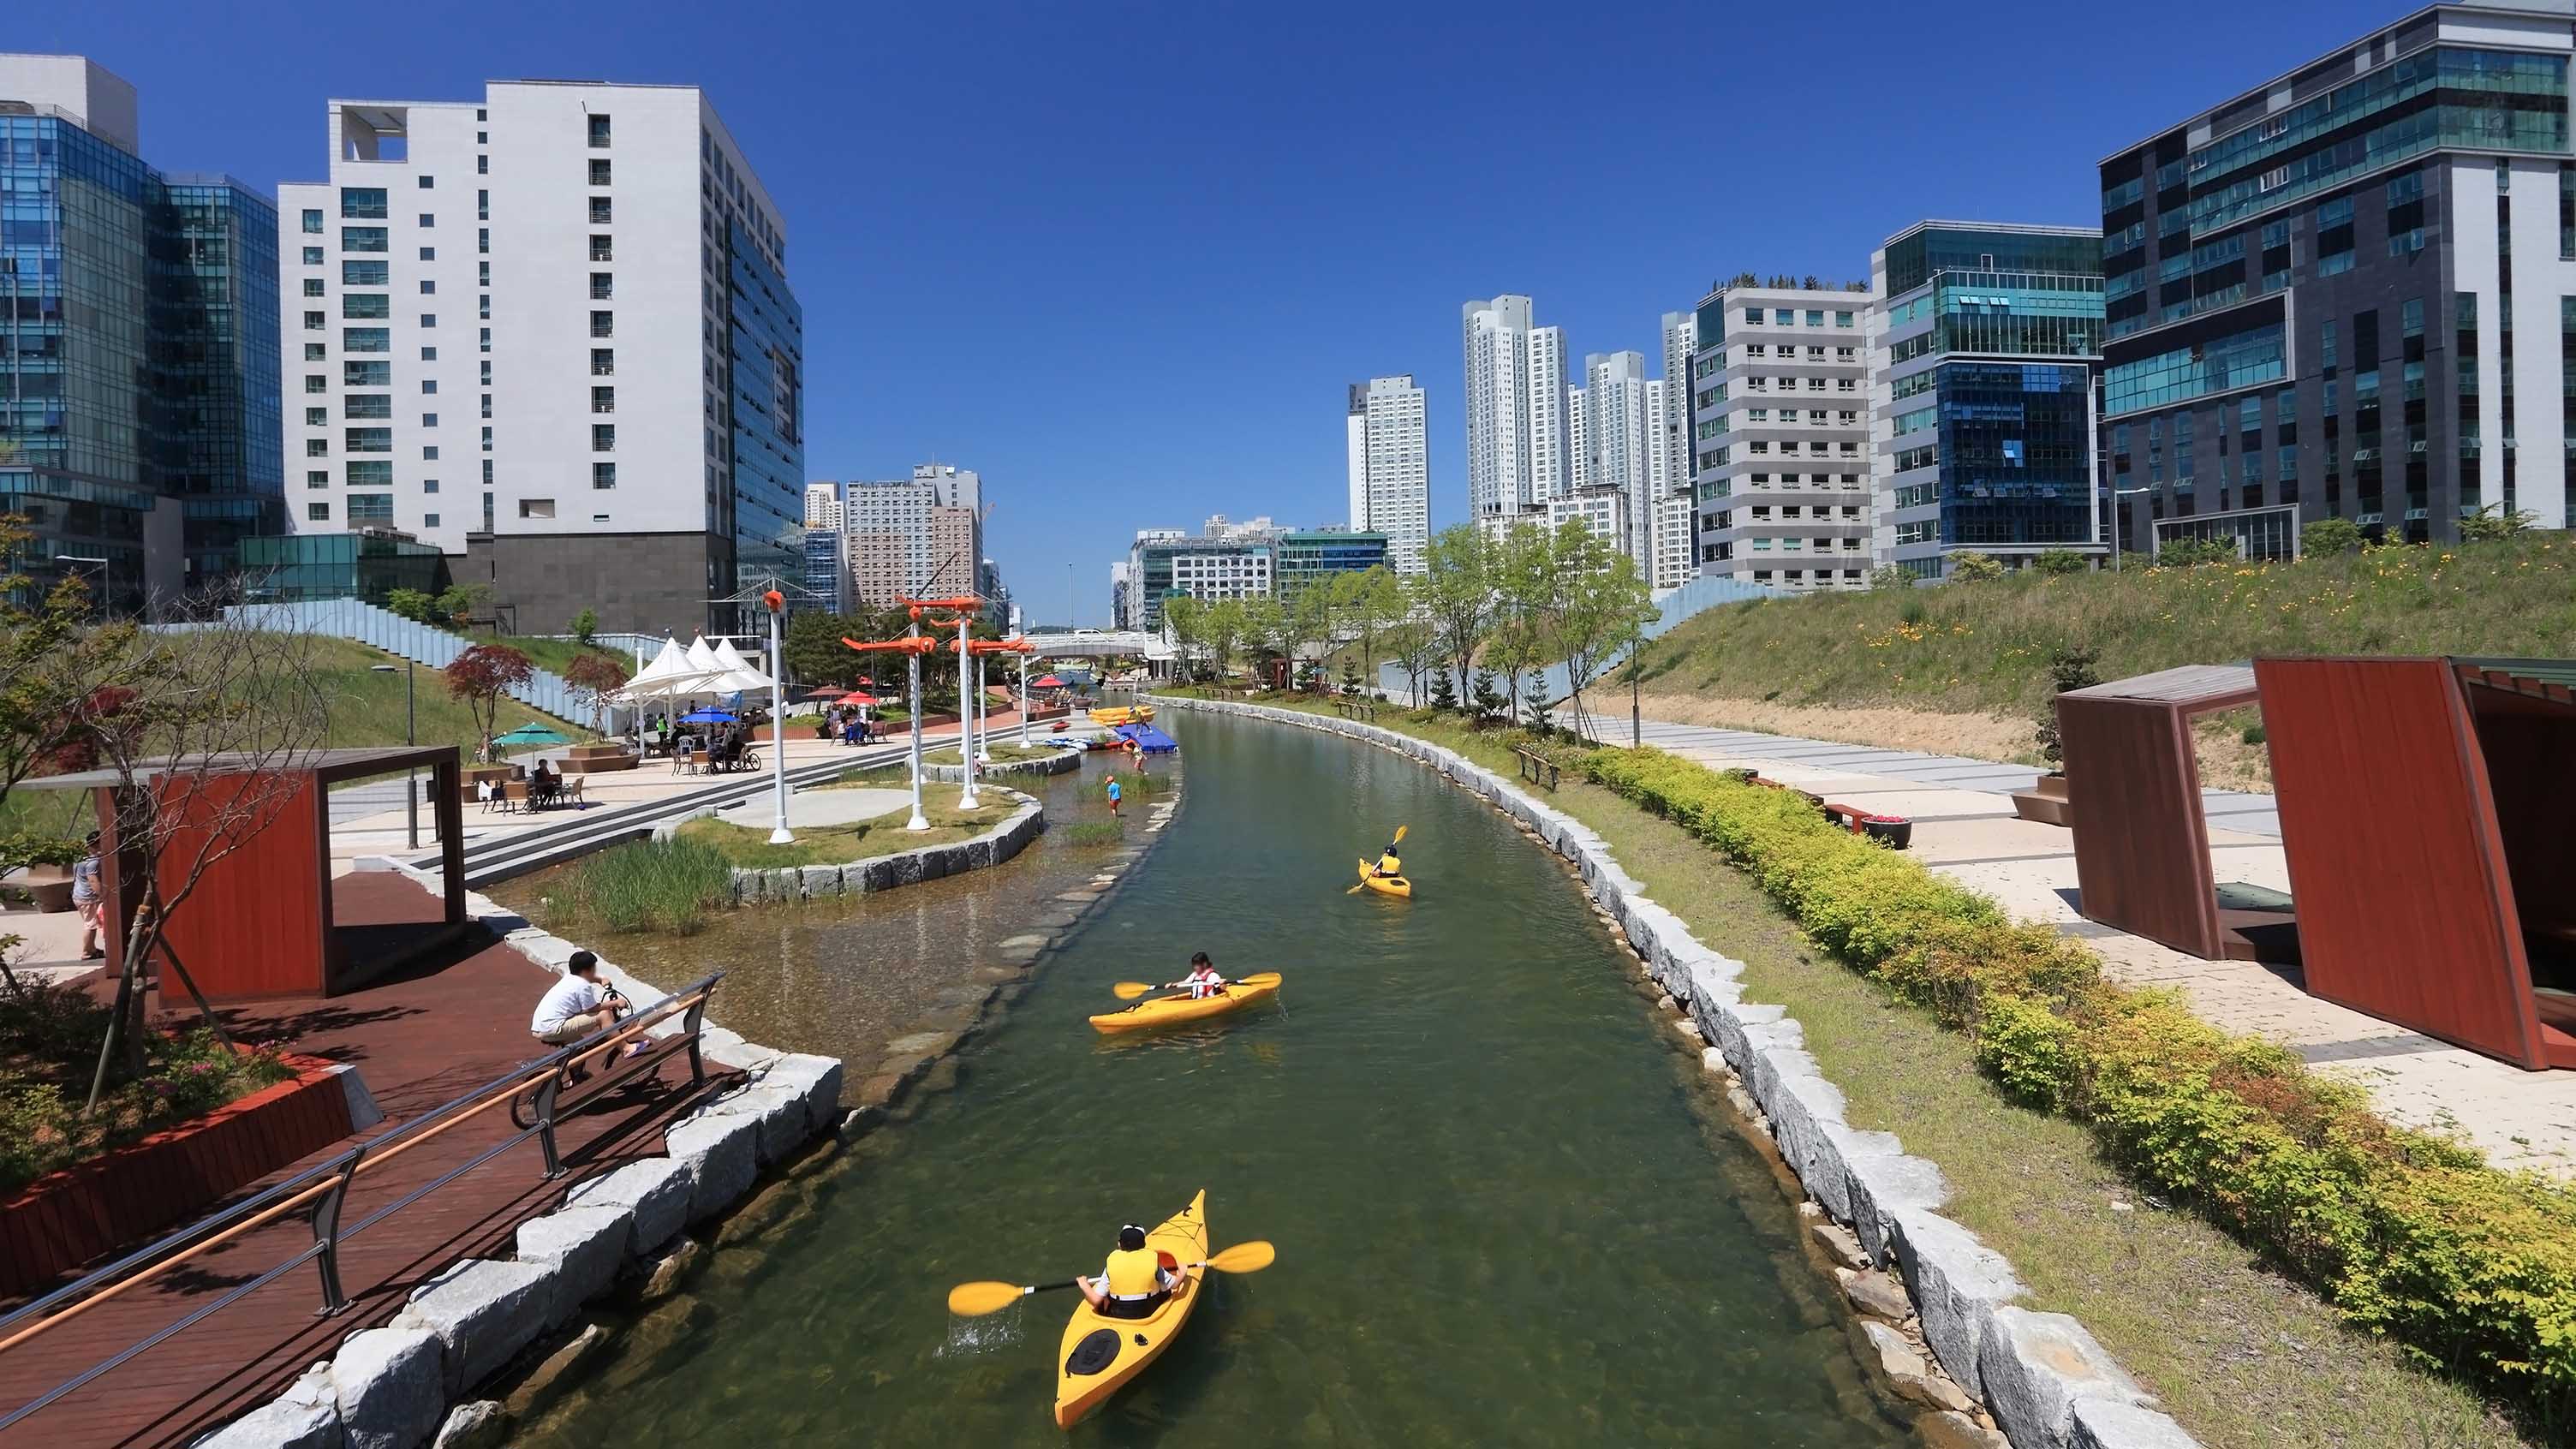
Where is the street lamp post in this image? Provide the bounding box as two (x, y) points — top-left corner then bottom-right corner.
(763, 586), (793, 846)
(955, 620), (981, 810)
(367, 662), (419, 850)
(904, 614), (929, 831)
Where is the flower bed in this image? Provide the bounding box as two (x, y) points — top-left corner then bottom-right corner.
(0, 1048), (362, 1294)
(1579, 745), (2576, 1416)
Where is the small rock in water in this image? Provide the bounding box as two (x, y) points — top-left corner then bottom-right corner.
(1836, 1267), (1912, 1322)
(1918, 1409), (2010, 1449)
(1810, 1220), (1869, 1270)
(505, 1324), (608, 1414)
(431, 1401), (507, 1449)
(1654, 993), (1678, 1012)
(636, 1239), (702, 1303)
(1670, 1018), (1704, 1045)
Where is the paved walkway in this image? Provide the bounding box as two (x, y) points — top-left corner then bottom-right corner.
(1574, 710), (2576, 1178)
(0, 876), (731, 1448)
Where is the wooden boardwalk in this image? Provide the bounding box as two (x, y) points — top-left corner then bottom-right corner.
(1, 876), (733, 1448)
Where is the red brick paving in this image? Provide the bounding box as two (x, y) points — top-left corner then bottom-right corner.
(0, 877), (732, 1448)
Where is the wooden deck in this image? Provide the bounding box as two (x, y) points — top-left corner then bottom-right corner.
(1, 876), (732, 1448)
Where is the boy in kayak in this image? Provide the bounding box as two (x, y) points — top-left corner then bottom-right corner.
(1164, 951), (1225, 999)
(1369, 841), (1403, 879)
(1078, 1224), (1178, 1319)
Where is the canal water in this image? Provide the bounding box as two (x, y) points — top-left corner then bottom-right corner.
(524, 711), (1917, 1446)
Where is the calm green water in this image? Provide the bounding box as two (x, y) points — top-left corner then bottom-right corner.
(527, 712), (1916, 1446)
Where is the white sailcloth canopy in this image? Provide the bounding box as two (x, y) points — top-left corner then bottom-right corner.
(613, 636), (723, 702)
(707, 638), (774, 695)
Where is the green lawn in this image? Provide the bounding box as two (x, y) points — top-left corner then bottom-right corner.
(1170, 690), (2540, 1448)
(1631, 532), (2576, 718)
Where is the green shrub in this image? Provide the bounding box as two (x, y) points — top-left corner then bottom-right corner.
(2301, 517), (2363, 555)
(1949, 551), (2005, 582)
(1064, 821), (1124, 847)
(2033, 548), (2088, 576)
(559, 837), (733, 934)
(1577, 742), (2576, 1413)
(2242, 724), (2268, 746)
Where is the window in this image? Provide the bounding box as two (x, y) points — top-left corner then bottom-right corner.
(592, 424), (616, 451)
(301, 246), (324, 265)
(588, 114), (612, 147)
(343, 327), (390, 353)
(343, 259), (388, 286)
(304, 438), (328, 457)
(302, 310), (325, 331)
(306, 470), (328, 488)
(300, 208), (323, 234)
(2320, 251), (2357, 277)
(301, 278), (325, 298)
(423, 480), (439, 493)
(589, 272), (613, 300)
(423, 513), (441, 528)
(304, 374), (328, 394)
(589, 197), (612, 224)
(422, 379), (438, 395)
(480, 426), (492, 450)
(423, 412), (439, 427)
(1744, 307), (1762, 325)
(520, 498), (556, 520)
(420, 279), (436, 295)
(589, 235), (612, 261)
(344, 360), (391, 386)
(417, 212), (434, 228)
(348, 493), (393, 523)
(1834, 311), (1854, 327)
(589, 158), (611, 186)
(304, 343), (326, 361)
(417, 175), (435, 190)
(421, 346), (438, 361)
(478, 326), (491, 352)
(592, 386), (615, 413)
(1806, 310), (1825, 326)
(344, 427), (391, 453)
(1774, 309), (1796, 325)
(593, 462), (617, 489)
(303, 407), (327, 426)
(343, 293), (390, 319)
(421, 445), (438, 460)
(477, 155), (488, 175)
(342, 227), (388, 252)
(590, 349), (614, 376)
(476, 189), (488, 220)
(345, 395), (391, 420)
(307, 502), (331, 522)
(590, 311), (614, 338)
(477, 228), (489, 254)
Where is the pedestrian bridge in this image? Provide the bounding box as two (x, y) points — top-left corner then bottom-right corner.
(1024, 629), (1169, 660)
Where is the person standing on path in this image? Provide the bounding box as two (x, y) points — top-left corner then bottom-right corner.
(1105, 773), (1123, 817)
(73, 833), (104, 960)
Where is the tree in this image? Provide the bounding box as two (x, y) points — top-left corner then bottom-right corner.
(444, 643), (534, 759)
(1866, 564), (1911, 592)
(784, 609), (866, 689)
(1388, 620), (1437, 703)
(2299, 517), (2362, 556)
(1948, 551), (2005, 583)
(1546, 522), (1657, 742)
(2459, 504), (2538, 542)
(1276, 583), (1334, 689)
(2033, 548), (2086, 576)
(1414, 524), (1495, 705)
(2155, 538), (2239, 568)
(76, 609), (332, 1103)
(1161, 593), (1205, 681)
(436, 581), (493, 629)
(1201, 598), (1246, 683)
(1427, 666), (1458, 712)
(2033, 645), (2102, 769)
(1333, 566), (1404, 701)
(385, 587), (436, 623)
(1523, 669), (1553, 736)
(1339, 657), (1361, 695)
(563, 652), (632, 737)
(570, 607), (599, 644)
(1483, 522), (1556, 726)
(1237, 594), (1285, 685)
(1469, 668), (1506, 725)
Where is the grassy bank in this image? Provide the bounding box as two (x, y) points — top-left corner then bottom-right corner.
(671, 796), (1011, 869)
(1631, 534), (2576, 719)
(919, 742), (1063, 766)
(1165, 689), (2555, 1447)
(530, 837), (735, 936)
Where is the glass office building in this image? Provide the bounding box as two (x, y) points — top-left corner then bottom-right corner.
(0, 76), (281, 613)
(1870, 223), (2104, 580)
(724, 215), (807, 619)
(2100, 6), (2576, 554)
(1274, 528), (1389, 593)
(239, 530), (444, 603)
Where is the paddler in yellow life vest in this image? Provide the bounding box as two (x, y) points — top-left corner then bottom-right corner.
(1368, 839), (1402, 880)
(1077, 1224), (1178, 1320)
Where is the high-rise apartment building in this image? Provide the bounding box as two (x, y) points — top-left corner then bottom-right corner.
(1659, 310), (1698, 495)
(844, 463), (982, 605)
(1546, 484), (1627, 551)
(280, 80), (802, 635)
(1461, 295), (1567, 525)
(802, 480), (842, 529)
(1651, 491), (1696, 590)
(2100, 1), (2576, 558)
(1869, 222), (2106, 580)
(1686, 283), (1879, 592)
(1578, 350), (1657, 569)
(1345, 375), (1428, 573)
(0, 55), (282, 613)
(801, 528), (847, 612)
(1128, 532), (1273, 630)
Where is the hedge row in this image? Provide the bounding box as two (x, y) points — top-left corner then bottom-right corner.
(1582, 746), (2576, 1414)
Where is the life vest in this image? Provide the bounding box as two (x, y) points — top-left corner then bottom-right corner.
(1185, 969), (1224, 999)
(1378, 854), (1402, 876)
(1103, 1246), (1163, 1297)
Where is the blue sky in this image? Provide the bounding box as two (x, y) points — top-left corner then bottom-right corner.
(30, 0), (2374, 623)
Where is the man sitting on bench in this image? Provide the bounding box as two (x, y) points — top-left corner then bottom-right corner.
(529, 951), (649, 1073)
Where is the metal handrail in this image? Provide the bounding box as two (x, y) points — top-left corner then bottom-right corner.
(0, 972), (724, 1429)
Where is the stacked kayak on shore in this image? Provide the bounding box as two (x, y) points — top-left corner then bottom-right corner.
(1088, 703), (1156, 727)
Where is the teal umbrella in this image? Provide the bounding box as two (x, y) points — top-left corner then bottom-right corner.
(492, 724), (570, 747)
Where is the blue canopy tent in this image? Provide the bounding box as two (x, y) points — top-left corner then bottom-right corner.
(677, 709), (739, 724)
(1113, 723), (1179, 754)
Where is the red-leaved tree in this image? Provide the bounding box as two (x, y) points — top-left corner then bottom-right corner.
(444, 644), (534, 760)
(562, 652), (631, 738)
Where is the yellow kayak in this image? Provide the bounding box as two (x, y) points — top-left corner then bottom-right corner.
(1357, 860), (1413, 899)
(1088, 976), (1281, 1034)
(1053, 1190), (1209, 1428)
(1088, 704), (1156, 727)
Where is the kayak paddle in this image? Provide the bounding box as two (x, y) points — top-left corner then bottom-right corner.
(1346, 824), (1409, 893)
(1110, 971), (1281, 1002)
(946, 1240), (1279, 1317)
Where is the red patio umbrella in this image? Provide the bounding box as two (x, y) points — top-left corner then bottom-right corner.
(1031, 674), (1066, 689)
(841, 691), (881, 707)
(802, 687), (848, 701)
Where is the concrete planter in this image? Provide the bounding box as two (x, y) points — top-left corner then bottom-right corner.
(721, 792), (1044, 904)
(921, 748), (1082, 784)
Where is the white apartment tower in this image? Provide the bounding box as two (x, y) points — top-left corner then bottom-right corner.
(802, 480), (842, 530)
(1658, 311), (1697, 493)
(1687, 283), (1879, 592)
(1578, 351), (1656, 571)
(278, 80), (802, 635)
(1343, 375), (1429, 573)
(844, 463), (982, 605)
(1461, 295), (1567, 524)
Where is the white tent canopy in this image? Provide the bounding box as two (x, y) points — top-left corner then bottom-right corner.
(707, 637), (774, 695)
(613, 636), (723, 703)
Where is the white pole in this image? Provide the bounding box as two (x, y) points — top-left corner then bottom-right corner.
(957, 623), (981, 809)
(766, 591), (794, 845)
(904, 622), (928, 831)
(976, 653), (995, 764)
(1018, 649), (1030, 747)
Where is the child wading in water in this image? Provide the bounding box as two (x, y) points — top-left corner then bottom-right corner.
(1105, 772), (1123, 816)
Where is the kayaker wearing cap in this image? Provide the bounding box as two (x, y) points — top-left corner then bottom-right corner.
(1369, 841), (1402, 880)
(1077, 1224), (1178, 1319)
(1164, 951), (1225, 1000)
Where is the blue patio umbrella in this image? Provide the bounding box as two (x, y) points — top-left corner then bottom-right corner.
(491, 724), (569, 747)
(677, 709), (739, 724)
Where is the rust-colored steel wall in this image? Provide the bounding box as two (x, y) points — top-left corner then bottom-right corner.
(2257, 658), (2544, 1068)
(2473, 704), (2576, 954)
(2062, 693), (2224, 958)
(154, 772), (331, 1001)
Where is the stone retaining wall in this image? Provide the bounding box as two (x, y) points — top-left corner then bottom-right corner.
(657, 789), (1045, 907)
(921, 745), (1082, 784)
(1157, 697), (2200, 1449)
(198, 867), (847, 1449)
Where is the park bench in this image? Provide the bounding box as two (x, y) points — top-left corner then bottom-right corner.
(1515, 745), (1561, 790)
